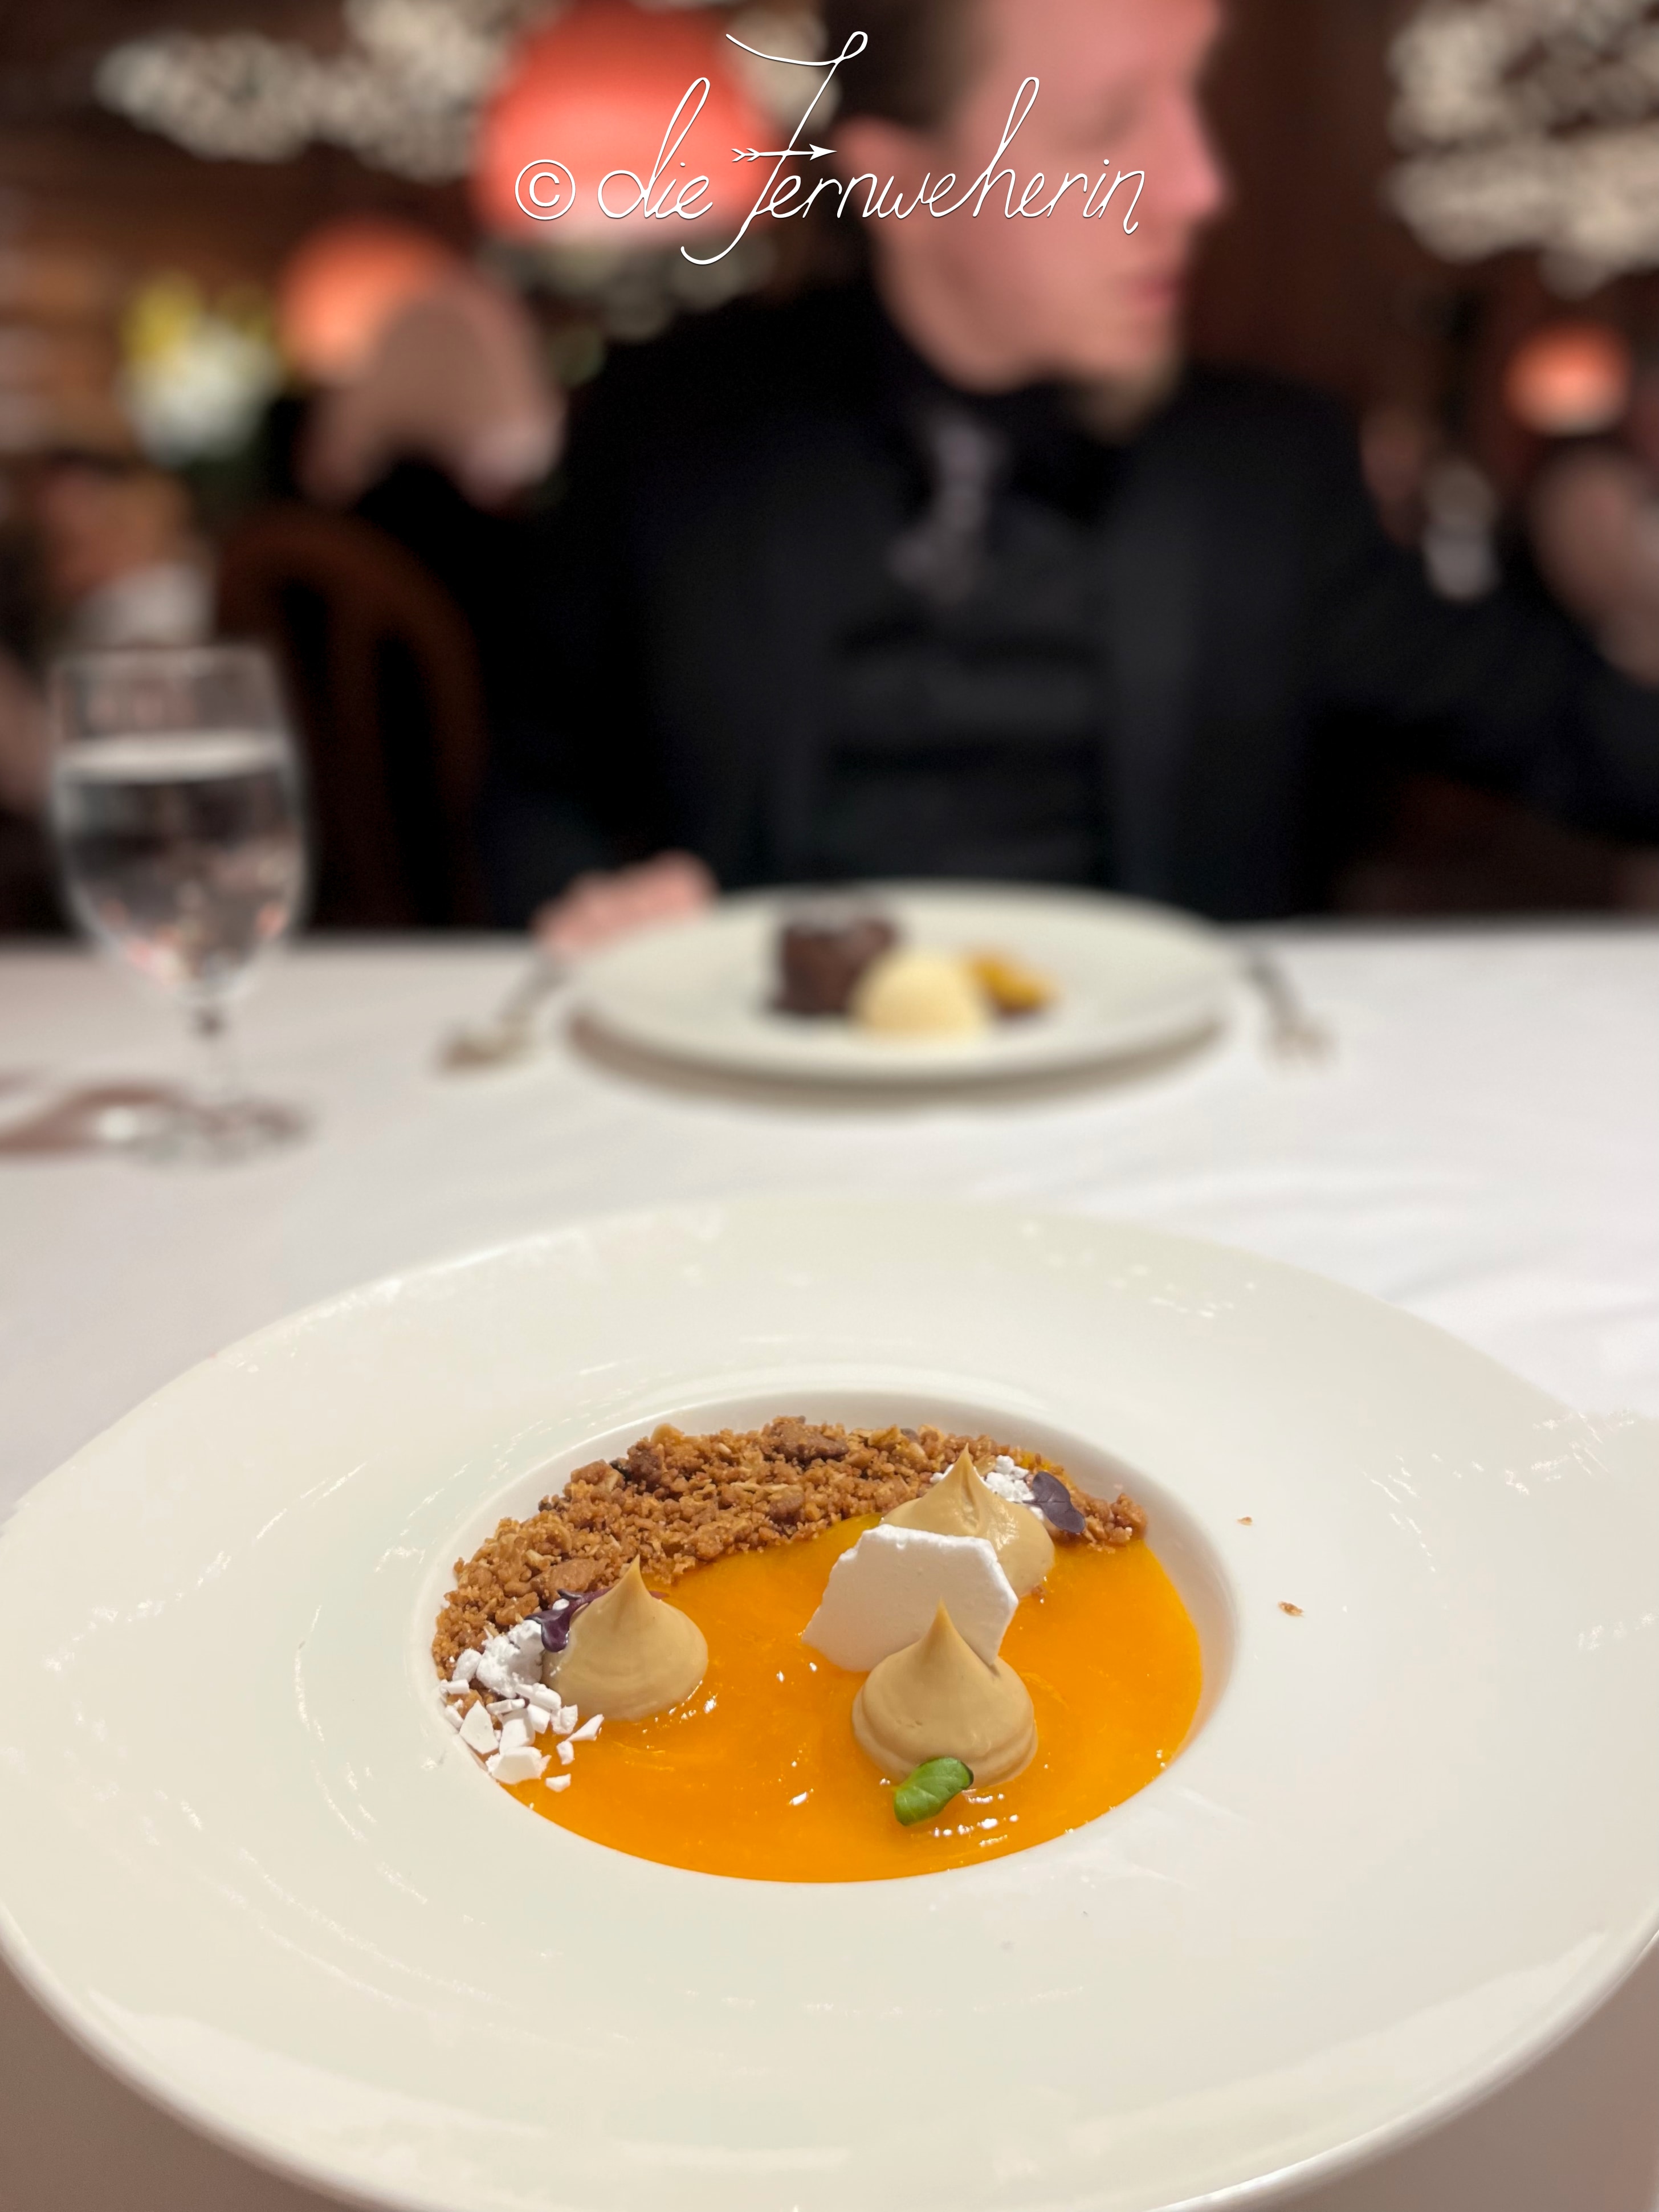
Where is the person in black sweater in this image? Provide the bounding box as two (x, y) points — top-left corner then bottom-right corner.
(487, 0), (1659, 935)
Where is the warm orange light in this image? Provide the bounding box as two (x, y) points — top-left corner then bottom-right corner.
(1505, 322), (1634, 438)
(472, 0), (771, 244)
(276, 217), (459, 385)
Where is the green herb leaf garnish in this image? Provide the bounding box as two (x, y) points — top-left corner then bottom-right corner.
(892, 1758), (974, 1826)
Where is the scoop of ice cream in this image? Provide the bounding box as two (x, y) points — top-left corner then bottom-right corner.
(885, 1448), (1054, 1596)
(850, 949), (990, 1037)
(547, 1560), (707, 1722)
(853, 1603), (1037, 1784)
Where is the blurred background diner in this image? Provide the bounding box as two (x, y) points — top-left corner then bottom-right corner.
(9, 0), (1659, 936)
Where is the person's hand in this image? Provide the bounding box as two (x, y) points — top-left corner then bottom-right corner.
(532, 851), (716, 958)
(1530, 448), (1659, 687)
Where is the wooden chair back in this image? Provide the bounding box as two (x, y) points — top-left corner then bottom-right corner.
(218, 504), (487, 927)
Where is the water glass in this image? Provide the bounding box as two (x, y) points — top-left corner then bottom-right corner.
(48, 643), (309, 1162)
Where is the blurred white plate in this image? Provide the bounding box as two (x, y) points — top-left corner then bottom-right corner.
(574, 883), (1232, 1083)
(0, 1200), (1656, 2212)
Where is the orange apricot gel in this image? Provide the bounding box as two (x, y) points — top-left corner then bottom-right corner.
(503, 1517), (1203, 1881)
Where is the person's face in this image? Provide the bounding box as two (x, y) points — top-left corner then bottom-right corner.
(840, 0), (1228, 389)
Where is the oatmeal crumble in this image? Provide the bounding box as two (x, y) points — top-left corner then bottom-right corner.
(434, 1418), (1144, 1676)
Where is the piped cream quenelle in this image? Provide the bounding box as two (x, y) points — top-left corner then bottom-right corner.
(885, 1448), (1054, 1596)
(853, 1602), (1037, 1785)
(545, 1561), (707, 1721)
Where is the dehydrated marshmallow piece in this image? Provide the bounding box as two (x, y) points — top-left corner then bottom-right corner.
(557, 1740), (574, 1766)
(443, 1704), (464, 1730)
(441, 1679), (471, 1698)
(526, 1705), (549, 1737)
(451, 1649), (481, 1686)
(802, 1526), (1017, 1670)
(568, 1714), (604, 1743)
(544, 1775), (572, 1794)
(499, 1717), (531, 1755)
(486, 1697), (527, 1718)
(523, 1685), (561, 1714)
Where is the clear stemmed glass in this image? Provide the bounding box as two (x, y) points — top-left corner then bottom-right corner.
(47, 642), (310, 1163)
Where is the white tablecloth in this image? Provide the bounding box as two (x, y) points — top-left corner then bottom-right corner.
(2, 926), (1657, 2212)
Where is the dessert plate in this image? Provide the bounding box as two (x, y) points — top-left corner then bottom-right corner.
(574, 883), (1232, 1083)
(0, 1200), (1656, 2212)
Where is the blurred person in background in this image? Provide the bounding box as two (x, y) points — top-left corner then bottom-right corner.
(0, 450), (210, 926)
(495, 0), (1659, 952)
(0, 449), (211, 820)
(297, 264), (562, 742)
(28, 451), (211, 656)
(1528, 346), (1659, 694)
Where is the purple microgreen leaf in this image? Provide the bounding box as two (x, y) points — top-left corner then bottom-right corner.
(532, 1587), (604, 1653)
(1028, 1468), (1087, 1536)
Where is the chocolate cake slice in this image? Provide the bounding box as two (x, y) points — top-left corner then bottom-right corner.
(774, 914), (899, 1017)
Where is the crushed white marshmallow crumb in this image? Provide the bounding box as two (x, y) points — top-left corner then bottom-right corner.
(545, 1774), (572, 1793)
(440, 1618), (608, 1795)
(927, 1452), (1034, 1504)
(985, 1455), (1036, 1504)
(459, 1702), (498, 1755)
(488, 1746), (547, 1785)
(474, 1629), (543, 1701)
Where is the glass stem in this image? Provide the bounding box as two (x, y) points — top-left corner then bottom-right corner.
(190, 1001), (241, 1110)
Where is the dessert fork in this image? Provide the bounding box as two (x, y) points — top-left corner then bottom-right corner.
(439, 953), (568, 1072)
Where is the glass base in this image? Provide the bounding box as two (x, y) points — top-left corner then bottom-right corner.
(116, 1092), (310, 1166)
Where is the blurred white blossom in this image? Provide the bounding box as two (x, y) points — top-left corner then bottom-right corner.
(120, 276), (282, 464)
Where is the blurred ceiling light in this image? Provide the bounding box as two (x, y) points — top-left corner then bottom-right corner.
(472, 0), (772, 243)
(1389, 0), (1659, 290)
(96, 0), (545, 182)
(278, 216), (459, 382)
(95, 0), (821, 187)
(1504, 321), (1635, 435)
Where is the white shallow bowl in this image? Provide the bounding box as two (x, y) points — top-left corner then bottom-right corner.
(573, 883), (1233, 1083)
(1, 1200), (1656, 2212)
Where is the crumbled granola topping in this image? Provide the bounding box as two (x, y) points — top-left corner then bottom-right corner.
(434, 1418), (1144, 1676)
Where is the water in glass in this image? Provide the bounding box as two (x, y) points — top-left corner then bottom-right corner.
(53, 729), (304, 1005)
